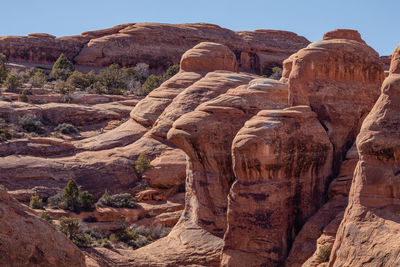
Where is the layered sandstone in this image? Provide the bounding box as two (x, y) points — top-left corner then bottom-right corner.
(0, 188), (85, 267)
(0, 23), (310, 74)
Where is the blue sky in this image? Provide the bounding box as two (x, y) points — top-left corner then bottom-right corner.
(1, 0), (398, 55)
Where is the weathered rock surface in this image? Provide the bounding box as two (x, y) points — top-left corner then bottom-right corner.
(222, 106), (333, 266)
(0, 188), (85, 267)
(0, 23), (310, 74)
(285, 29), (384, 169)
(329, 69), (400, 265)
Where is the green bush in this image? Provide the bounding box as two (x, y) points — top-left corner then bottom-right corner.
(55, 123), (78, 134)
(47, 193), (63, 208)
(19, 114), (44, 134)
(78, 191), (95, 211)
(30, 69), (47, 88)
(62, 179), (80, 211)
(135, 153), (152, 175)
(54, 81), (75, 95)
(269, 67), (282, 80)
(18, 90), (29, 102)
(29, 194), (43, 209)
(0, 129), (11, 141)
(50, 54), (75, 80)
(97, 191), (137, 208)
(73, 233), (92, 247)
(4, 74), (22, 90)
(18, 68), (35, 83)
(317, 245), (332, 262)
(66, 70), (96, 90)
(163, 64), (179, 81)
(59, 216), (80, 239)
(140, 74), (162, 95)
(0, 184), (7, 191)
(38, 211), (53, 224)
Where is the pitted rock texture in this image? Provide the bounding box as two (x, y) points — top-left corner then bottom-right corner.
(285, 29), (384, 169)
(328, 71), (400, 266)
(0, 188), (85, 267)
(221, 106), (333, 266)
(0, 23), (309, 74)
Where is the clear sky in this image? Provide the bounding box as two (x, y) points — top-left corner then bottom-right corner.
(0, 0), (398, 55)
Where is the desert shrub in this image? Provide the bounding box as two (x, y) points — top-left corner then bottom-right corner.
(86, 81), (107, 94)
(59, 216), (80, 238)
(18, 68), (35, 83)
(0, 129), (11, 141)
(78, 191), (95, 211)
(73, 233), (92, 247)
(29, 194), (43, 209)
(18, 90), (29, 102)
(97, 191), (137, 208)
(63, 179), (80, 211)
(4, 74), (22, 90)
(55, 123), (78, 134)
(0, 184), (7, 191)
(117, 228), (138, 243)
(66, 70), (96, 89)
(0, 53), (8, 83)
(269, 67), (282, 80)
(38, 211), (53, 224)
(134, 63), (149, 78)
(30, 69), (47, 88)
(50, 54), (75, 80)
(19, 114), (44, 134)
(54, 81), (75, 94)
(139, 74), (162, 95)
(135, 153), (152, 175)
(163, 64), (179, 81)
(317, 245), (332, 262)
(47, 193), (63, 208)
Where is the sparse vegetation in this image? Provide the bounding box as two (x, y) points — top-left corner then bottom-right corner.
(135, 153), (153, 175)
(96, 191), (137, 208)
(4, 74), (22, 90)
(38, 211), (53, 224)
(29, 194), (43, 209)
(30, 69), (48, 88)
(19, 114), (44, 134)
(317, 245), (332, 262)
(50, 54), (75, 80)
(0, 184), (7, 191)
(55, 123), (78, 134)
(18, 90), (29, 102)
(0, 129), (12, 141)
(269, 66), (282, 80)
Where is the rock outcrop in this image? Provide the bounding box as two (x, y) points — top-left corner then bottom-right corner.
(286, 29), (384, 170)
(0, 23), (310, 74)
(222, 106), (333, 266)
(328, 48), (400, 266)
(0, 188), (85, 267)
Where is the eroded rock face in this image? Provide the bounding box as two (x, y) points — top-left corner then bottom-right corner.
(167, 78), (288, 237)
(0, 188), (85, 267)
(222, 106), (333, 266)
(329, 71), (400, 266)
(0, 23), (309, 74)
(285, 29), (384, 169)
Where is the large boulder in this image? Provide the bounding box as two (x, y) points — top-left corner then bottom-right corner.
(0, 188), (85, 267)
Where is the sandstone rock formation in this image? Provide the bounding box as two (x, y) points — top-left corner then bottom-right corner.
(222, 106), (333, 266)
(0, 23), (310, 75)
(0, 188), (85, 267)
(328, 49), (400, 266)
(286, 29), (384, 170)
